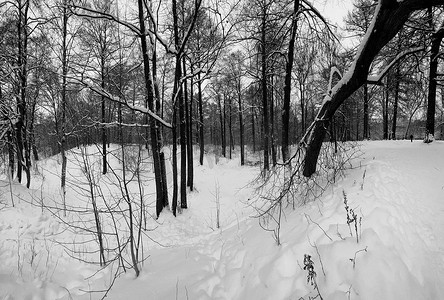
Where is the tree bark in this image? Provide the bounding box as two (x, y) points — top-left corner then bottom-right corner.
(383, 76), (389, 139)
(281, 0), (299, 162)
(363, 84), (369, 139)
(238, 79), (245, 165)
(425, 27), (444, 140)
(61, 1), (68, 214)
(218, 94), (226, 157)
(261, 9), (269, 171)
(138, 0), (167, 218)
(229, 95), (233, 159)
(391, 64), (400, 140)
(198, 71), (204, 165)
(251, 106), (256, 152)
(186, 58), (194, 190)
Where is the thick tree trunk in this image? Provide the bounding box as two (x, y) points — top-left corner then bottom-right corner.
(15, 0), (28, 185)
(152, 34), (169, 209)
(281, 0), (299, 162)
(425, 27), (444, 141)
(383, 76), (389, 139)
(138, 0), (167, 218)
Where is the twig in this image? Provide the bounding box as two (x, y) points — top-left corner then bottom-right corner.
(350, 246), (368, 269)
(305, 214), (333, 241)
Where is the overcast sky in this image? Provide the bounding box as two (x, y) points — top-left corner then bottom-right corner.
(315, 0), (354, 28)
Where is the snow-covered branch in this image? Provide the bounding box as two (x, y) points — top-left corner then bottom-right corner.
(367, 46), (425, 85)
(70, 4), (141, 36)
(71, 77), (172, 128)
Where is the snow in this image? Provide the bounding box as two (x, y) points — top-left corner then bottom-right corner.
(1, 141), (444, 299)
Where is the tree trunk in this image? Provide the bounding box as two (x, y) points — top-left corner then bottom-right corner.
(261, 11), (269, 171)
(425, 27), (444, 141)
(251, 106), (256, 152)
(363, 84), (369, 139)
(281, 0), (299, 162)
(229, 95), (233, 159)
(238, 81), (244, 165)
(383, 76), (389, 139)
(61, 2), (68, 214)
(391, 64), (400, 140)
(218, 95), (226, 157)
(16, 0), (30, 186)
(270, 75), (276, 166)
(172, 0), (187, 210)
(138, 0), (167, 218)
(198, 71), (204, 165)
(101, 57), (107, 174)
(186, 59), (193, 190)
(179, 74), (187, 209)
(300, 83), (306, 134)
(172, 104), (178, 216)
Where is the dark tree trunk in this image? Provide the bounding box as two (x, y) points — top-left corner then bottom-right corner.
(251, 106), (256, 153)
(152, 34), (169, 209)
(261, 11), (269, 171)
(198, 71), (204, 165)
(270, 75), (276, 167)
(229, 95), (233, 159)
(138, 0), (167, 218)
(300, 84), (306, 134)
(172, 105), (178, 216)
(218, 95), (226, 157)
(425, 27), (444, 140)
(391, 64), (400, 140)
(7, 131), (14, 177)
(238, 81), (244, 165)
(363, 84), (369, 139)
(172, 0), (187, 210)
(186, 59), (193, 190)
(383, 76), (389, 139)
(179, 76), (187, 208)
(15, 0), (28, 185)
(281, 0), (299, 162)
(101, 59), (107, 174)
(61, 2), (68, 213)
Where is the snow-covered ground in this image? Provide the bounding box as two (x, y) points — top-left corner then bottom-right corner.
(1, 141), (444, 299)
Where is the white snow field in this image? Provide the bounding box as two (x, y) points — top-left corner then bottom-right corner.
(1, 141), (444, 299)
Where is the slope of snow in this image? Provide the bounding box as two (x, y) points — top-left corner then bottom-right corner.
(1, 141), (444, 299)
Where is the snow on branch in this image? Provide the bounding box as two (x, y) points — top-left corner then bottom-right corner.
(367, 46), (425, 85)
(72, 77), (172, 128)
(70, 4), (141, 36)
(327, 66), (343, 94)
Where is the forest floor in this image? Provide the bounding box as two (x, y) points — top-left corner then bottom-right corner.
(1, 140), (444, 299)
